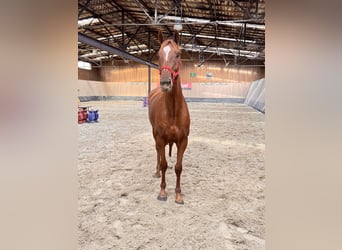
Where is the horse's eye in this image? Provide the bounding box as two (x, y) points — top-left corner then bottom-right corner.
(176, 53), (180, 58)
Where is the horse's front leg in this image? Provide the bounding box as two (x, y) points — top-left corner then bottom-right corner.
(153, 146), (161, 178)
(156, 141), (168, 201)
(175, 137), (188, 204)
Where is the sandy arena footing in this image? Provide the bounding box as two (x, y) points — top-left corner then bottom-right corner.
(78, 100), (265, 250)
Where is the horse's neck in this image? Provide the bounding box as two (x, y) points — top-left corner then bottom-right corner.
(172, 77), (183, 99)
(165, 77), (184, 119)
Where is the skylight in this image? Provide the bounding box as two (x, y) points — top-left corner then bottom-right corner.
(160, 16), (210, 24)
(80, 51), (109, 58)
(159, 16), (265, 30)
(78, 17), (100, 27)
(78, 61), (92, 70)
(130, 49), (154, 55)
(182, 44), (260, 59)
(127, 45), (147, 50)
(97, 33), (128, 41)
(180, 33), (256, 44)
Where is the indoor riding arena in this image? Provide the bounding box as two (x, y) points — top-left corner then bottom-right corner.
(78, 1), (265, 249)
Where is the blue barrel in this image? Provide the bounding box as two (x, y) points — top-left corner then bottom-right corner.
(94, 110), (99, 121)
(87, 110), (96, 122)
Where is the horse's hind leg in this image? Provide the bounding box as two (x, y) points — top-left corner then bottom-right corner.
(175, 138), (188, 204)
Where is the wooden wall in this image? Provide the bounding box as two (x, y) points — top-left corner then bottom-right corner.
(78, 61), (265, 99)
(78, 67), (101, 81)
(96, 61), (264, 83)
(179, 61), (264, 83)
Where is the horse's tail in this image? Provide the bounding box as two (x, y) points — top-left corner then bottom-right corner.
(169, 142), (173, 157)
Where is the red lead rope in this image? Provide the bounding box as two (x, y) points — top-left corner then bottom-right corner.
(159, 60), (182, 81)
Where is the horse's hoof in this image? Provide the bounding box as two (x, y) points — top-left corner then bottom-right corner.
(175, 194), (184, 204)
(157, 195), (167, 201)
(175, 199), (184, 205)
(153, 173), (161, 178)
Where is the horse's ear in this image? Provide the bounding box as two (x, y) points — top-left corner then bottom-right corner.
(174, 30), (180, 45)
(158, 30), (165, 43)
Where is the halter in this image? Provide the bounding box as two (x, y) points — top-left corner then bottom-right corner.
(159, 60), (182, 81)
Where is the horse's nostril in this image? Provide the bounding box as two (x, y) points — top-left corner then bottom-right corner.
(160, 81), (171, 87)
(160, 81), (170, 86)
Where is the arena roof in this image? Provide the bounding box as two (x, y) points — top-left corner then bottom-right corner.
(78, 0), (265, 67)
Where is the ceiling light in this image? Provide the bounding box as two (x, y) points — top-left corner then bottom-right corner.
(174, 20), (182, 31)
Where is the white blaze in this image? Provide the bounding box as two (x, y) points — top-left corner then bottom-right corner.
(163, 45), (171, 62)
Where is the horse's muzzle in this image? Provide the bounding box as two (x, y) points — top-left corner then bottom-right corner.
(160, 78), (172, 92)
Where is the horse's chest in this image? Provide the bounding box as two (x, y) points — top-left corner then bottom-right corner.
(151, 100), (190, 142)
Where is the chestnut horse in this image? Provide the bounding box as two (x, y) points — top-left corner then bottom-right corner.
(148, 30), (190, 204)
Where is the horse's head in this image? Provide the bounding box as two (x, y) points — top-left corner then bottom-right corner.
(158, 30), (181, 92)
